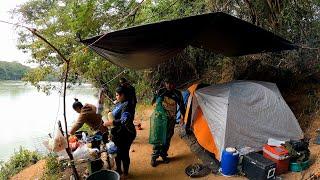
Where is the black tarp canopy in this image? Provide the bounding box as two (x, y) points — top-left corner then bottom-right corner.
(81, 12), (297, 70)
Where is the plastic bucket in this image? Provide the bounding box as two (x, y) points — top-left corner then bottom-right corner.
(290, 160), (310, 172)
(87, 170), (120, 180)
(221, 147), (239, 176)
(88, 159), (103, 174)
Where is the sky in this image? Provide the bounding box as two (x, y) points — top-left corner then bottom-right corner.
(0, 0), (31, 66)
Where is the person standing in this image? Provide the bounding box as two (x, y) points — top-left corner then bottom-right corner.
(150, 78), (186, 167)
(104, 86), (136, 178)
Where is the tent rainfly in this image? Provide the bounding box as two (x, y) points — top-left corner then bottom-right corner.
(81, 12), (297, 69)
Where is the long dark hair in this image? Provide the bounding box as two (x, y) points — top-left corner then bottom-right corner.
(72, 98), (83, 110)
(116, 86), (127, 100)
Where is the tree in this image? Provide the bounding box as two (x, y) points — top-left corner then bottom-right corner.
(13, 0), (320, 99)
(0, 61), (30, 80)
(14, 0), (143, 97)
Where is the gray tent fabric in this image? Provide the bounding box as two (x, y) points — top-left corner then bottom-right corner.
(193, 81), (303, 159)
(81, 12), (297, 69)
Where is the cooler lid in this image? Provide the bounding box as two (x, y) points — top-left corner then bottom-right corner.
(263, 145), (289, 157)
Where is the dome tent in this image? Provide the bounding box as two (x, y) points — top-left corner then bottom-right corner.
(184, 81), (303, 160)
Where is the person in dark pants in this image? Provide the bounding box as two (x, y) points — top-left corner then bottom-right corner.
(104, 86), (136, 178)
(151, 79), (186, 167)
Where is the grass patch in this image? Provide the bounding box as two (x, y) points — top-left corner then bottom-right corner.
(0, 147), (41, 179)
(41, 153), (65, 180)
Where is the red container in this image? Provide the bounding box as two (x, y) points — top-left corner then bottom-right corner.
(263, 145), (290, 175)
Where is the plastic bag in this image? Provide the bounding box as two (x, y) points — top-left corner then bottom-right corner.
(72, 144), (90, 160)
(43, 128), (67, 152)
(43, 128), (67, 153)
(106, 141), (118, 154)
(53, 128), (68, 152)
(81, 132), (87, 143)
(149, 97), (168, 145)
(69, 135), (80, 151)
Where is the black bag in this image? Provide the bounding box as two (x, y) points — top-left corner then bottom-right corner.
(289, 138), (309, 151)
(111, 126), (123, 143)
(287, 138), (310, 162)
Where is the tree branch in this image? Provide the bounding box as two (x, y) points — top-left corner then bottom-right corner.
(25, 27), (79, 179)
(244, 0), (258, 25)
(116, 0), (145, 28)
(265, 0), (280, 28)
(26, 28), (69, 63)
(222, 0), (232, 11)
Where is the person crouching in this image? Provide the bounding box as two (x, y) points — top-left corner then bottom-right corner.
(69, 98), (108, 135)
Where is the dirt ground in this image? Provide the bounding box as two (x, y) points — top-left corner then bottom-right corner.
(11, 106), (320, 180)
(124, 107), (320, 180)
(10, 160), (45, 180)
(129, 108), (205, 180)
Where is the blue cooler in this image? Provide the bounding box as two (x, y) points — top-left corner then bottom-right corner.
(221, 147), (239, 176)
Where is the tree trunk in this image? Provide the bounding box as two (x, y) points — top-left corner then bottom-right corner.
(63, 61), (80, 180)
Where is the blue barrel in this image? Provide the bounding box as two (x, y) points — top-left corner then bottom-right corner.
(221, 147), (239, 176)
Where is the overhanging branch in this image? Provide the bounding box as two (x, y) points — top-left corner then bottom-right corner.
(26, 28), (70, 63)
(25, 27), (79, 180)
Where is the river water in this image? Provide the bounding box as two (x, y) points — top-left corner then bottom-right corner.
(0, 81), (97, 162)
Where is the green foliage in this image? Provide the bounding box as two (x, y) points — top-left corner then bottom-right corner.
(0, 61), (30, 80)
(79, 123), (94, 135)
(23, 66), (58, 83)
(12, 0), (320, 98)
(41, 153), (63, 180)
(13, 0), (147, 98)
(0, 147), (41, 179)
